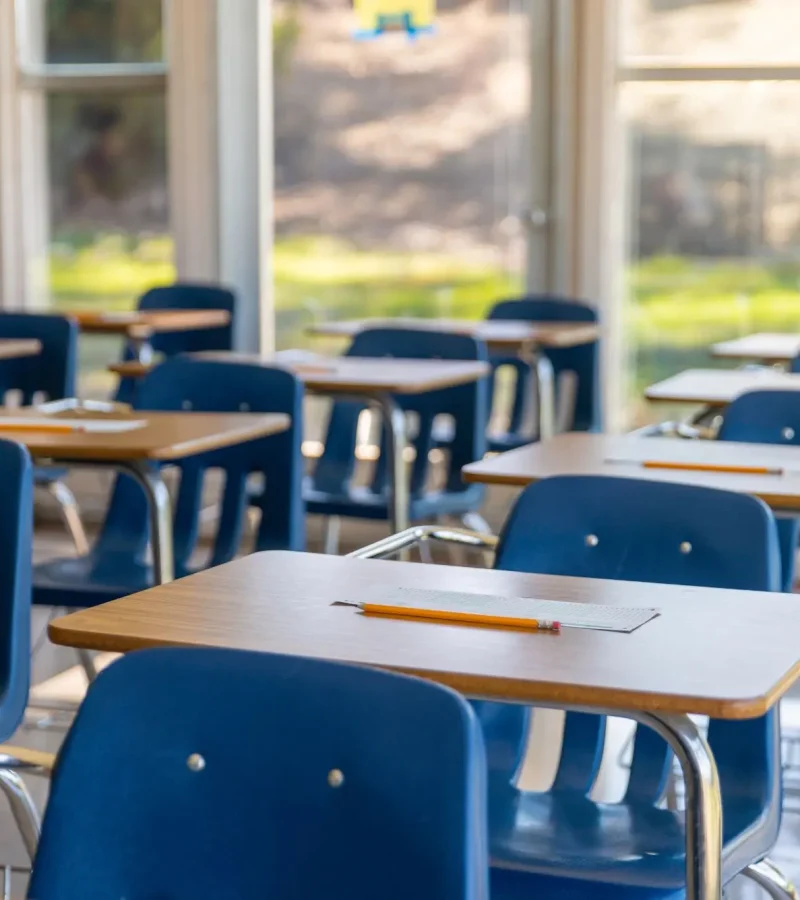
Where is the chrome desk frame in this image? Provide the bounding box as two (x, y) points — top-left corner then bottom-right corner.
(348, 526), (798, 900)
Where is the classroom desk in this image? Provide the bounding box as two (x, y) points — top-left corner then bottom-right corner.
(308, 317), (600, 351)
(0, 408), (289, 583)
(0, 339), (41, 360)
(645, 367), (800, 407)
(309, 317), (599, 440)
(68, 309), (231, 363)
(49, 550), (800, 900)
(110, 352), (490, 534)
(711, 332), (800, 365)
(463, 432), (800, 512)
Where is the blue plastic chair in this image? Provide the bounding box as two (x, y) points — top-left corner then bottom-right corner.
(0, 312), (77, 404)
(475, 475), (785, 899)
(0, 312), (88, 554)
(115, 283), (236, 404)
(34, 358), (305, 609)
(28, 647), (489, 900)
(487, 296), (600, 451)
(306, 327), (488, 526)
(717, 388), (800, 592)
(0, 440), (41, 857)
(0, 440), (33, 739)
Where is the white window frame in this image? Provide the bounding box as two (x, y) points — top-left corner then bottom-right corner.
(572, 0), (800, 431)
(0, 0), (274, 353)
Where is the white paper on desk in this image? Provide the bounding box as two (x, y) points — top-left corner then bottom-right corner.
(0, 417), (146, 433)
(272, 349), (326, 364)
(361, 587), (660, 633)
(67, 418), (146, 433)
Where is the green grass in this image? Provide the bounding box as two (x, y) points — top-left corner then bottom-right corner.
(46, 233), (800, 418)
(628, 255), (800, 346)
(272, 236), (523, 350)
(624, 255), (800, 423)
(50, 233), (175, 309)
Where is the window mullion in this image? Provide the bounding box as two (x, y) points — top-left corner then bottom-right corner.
(619, 64), (800, 83)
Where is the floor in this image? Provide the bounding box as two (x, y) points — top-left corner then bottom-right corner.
(2, 477), (798, 898)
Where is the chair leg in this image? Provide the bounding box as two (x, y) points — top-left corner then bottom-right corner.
(52, 608), (96, 684)
(323, 516), (341, 555)
(0, 769), (40, 860)
(76, 648), (98, 682)
(742, 859), (799, 899)
(460, 512), (494, 566)
(43, 480), (89, 556)
(434, 517), (466, 566)
(664, 770), (681, 811)
(461, 511), (491, 534)
(418, 531), (433, 564)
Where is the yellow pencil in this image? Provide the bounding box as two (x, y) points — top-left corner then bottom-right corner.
(642, 460), (780, 476)
(358, 602), (560, 632)
(0, 421), (78, 434)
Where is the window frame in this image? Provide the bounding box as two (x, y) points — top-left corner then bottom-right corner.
(579, 0), (800, 430)
(0, 0), (272, 355)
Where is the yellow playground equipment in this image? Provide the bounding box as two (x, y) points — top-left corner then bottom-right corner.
(353, 0), (435, 38)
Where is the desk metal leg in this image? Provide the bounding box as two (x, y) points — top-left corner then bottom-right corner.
(131, 336), (154, 365)
(638, 711), (722, 900)
(374, 394), (409, 534)
(118, 461), (175, 584)
(743, 859), (798, 899)
(0, 770), (41, 860)
(533, 350), (556, 441)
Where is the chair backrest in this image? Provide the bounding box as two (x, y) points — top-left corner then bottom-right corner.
(93, 358), (305, 582)
(718, 389), (800, 445)
(0, 440), (33, 741)
(717, 388), (800, 591)
(477, 475), (780, 832)
(488, 296), (600, 432)
(0, 312), (77, 403)
(30, 648), (488, 900)
(115, 284), (236, 404)
(312, 327), (488, 501)
(137, 282), (235, 355)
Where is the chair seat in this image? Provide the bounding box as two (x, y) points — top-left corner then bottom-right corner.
(33, 553), (152, 609)
(490, 788), (768, 890)
(491, 867), (684, 900)
(305, 483), (485, 521)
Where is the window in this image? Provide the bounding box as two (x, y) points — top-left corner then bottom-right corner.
(10, 0), (173, 395)
(271, 0), (534, 351)
(618, 0), (800, 426)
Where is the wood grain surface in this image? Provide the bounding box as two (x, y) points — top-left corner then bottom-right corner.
(711, 332), (800, 363)
(0, 409), (289, 460)
(462, 433), (800, 510)
(49, 550), (800, 718)
(68, 309), (230, 338)
(645, 368), (800, 405)
(111, 352), (490, 395)
(308, 317), (599, 350)
(0, 339), (41, 360)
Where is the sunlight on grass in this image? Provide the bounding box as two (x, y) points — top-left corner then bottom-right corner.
(628, 256), (800, 347)
(274, 236), (507, 288)
(50, 233), (175, 308)
(46, 233), (800, 417)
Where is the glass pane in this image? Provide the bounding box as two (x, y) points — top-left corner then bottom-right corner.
(621, 0), (800, 65)
(47, 91), (174, 394)
(18, 0), (164, 64)
(273, 0), (530, 361)
(621, 81), (800, 426)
